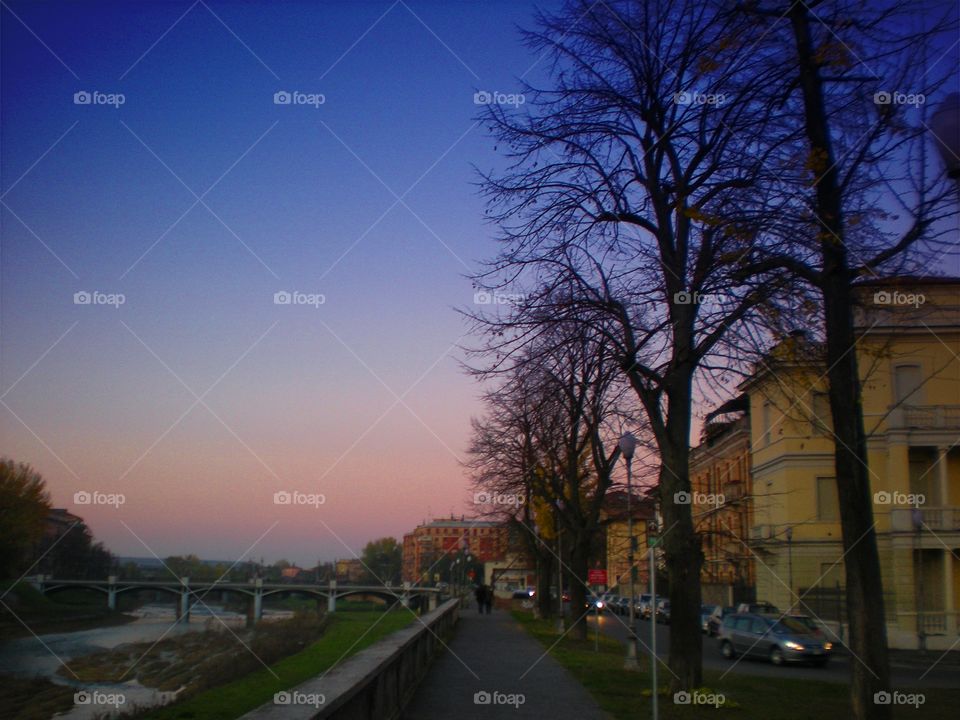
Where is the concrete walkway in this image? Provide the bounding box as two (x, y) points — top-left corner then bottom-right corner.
(403, 608), (610, 719)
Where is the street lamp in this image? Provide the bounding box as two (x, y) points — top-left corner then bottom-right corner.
(618, 432), (640, 670)
(912, 507), (926, 651)
(785, 526), (794, 611)
(556, 499), (565, 634)
(930, 92), (960, 180)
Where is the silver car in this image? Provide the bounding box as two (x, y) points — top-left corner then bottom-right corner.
(718, 613), (833, 666)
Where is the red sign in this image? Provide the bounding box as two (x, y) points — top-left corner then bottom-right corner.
(467, 570), (476, 580)
(587, 569), (607, 585)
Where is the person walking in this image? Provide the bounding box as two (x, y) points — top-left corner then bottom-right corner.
(474, 584), (486, 614)
(482, 584), (494, 614)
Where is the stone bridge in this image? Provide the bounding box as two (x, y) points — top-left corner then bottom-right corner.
(30, 576), (441, 626)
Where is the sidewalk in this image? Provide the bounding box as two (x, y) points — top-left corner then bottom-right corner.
(403, 608), (610, 719)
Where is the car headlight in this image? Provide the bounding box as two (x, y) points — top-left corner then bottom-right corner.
(783, 641), (803, 650)
(823, 642), (833, 651)
(597, 601), (604, 608)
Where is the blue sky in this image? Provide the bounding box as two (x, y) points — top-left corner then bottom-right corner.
(2, 0), (556, 565)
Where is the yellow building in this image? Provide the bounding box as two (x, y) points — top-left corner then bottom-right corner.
(689, 400), (756, 605)
(603, 490), (656, 594)
(743, 278), (960, 649)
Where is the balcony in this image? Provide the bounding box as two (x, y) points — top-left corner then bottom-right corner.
(891, 507), (960, 532)
(888, 404), (960, 430)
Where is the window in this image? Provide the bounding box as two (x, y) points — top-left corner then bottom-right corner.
(816, 476), (839, 521)
(894, 364), (922, 405)
(812, 392), (831, 435)
(750, 617), (769, 634)
(762, 402), (773, 446)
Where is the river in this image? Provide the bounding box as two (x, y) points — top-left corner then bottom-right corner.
(0, 603), (293, 719)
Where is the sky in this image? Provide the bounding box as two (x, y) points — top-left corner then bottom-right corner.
(1, 0), (560, 567)
(2, 1), (957, 569)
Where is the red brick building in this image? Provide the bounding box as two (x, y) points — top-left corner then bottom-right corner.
(402, 517), (508, 584)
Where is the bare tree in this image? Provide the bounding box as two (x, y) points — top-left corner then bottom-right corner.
(470, 0), (792, 686)
(729, 2), (958, 716)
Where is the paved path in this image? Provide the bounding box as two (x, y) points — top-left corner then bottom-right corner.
(403, 609), (610, 719)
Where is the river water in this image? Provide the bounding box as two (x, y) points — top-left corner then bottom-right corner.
(0, 603), (293, 719)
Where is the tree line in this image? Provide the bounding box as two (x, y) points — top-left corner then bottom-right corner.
(465, 2), (957, 718)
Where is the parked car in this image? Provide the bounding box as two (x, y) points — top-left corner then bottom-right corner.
(700, 604), (720, 634)
(706, 606), (736, 636)
(718, 613), (832, 666)
(737, 601), (779, 615)
(614, 597), (631, 615)
(637, 594), (653, 619)
(789, 614), (827, 640)
(655, 599), (671, 624)
(512, 587), (535, 599)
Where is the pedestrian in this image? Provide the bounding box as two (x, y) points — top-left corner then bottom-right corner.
(483, 584), (494, 614)
(474, 584), (486, 614)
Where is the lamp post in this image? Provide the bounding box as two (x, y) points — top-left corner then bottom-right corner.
(556, 499), (565, 634)
(619, 432), (640, 670)
(912, 508), (926, 651)
(785, 526), (794, 611)
(930, 92), (960, 180)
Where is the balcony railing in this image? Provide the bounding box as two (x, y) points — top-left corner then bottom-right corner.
(891, 507), (960, 532)
(888, 404), (960, 430)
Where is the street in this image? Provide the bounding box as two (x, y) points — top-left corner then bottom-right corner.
(585, 613), (960, 689)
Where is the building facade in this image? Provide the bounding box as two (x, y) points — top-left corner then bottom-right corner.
(402, 517), (508, 584)
(743, 278), (960, 649)
(602, 490), (656, 595)
(689, 402), (756, 606)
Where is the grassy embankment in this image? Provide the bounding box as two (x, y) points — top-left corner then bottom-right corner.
(513, 611), (960, 720)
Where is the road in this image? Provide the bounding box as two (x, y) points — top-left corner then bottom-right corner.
(585, 612), (960, 688)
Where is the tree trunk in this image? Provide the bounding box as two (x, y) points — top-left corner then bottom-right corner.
(658, 400), (703, 691)
(790, 6), (891, 718)
(569, 538), (589, 640)
(538, 551), (554, 618)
